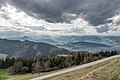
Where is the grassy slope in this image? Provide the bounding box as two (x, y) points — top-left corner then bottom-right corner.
(0, 67), (72, 80)
(0, 69), (58, 80)
(0, 69), (8, 80)
(1, 58), (120, 80)
(46, 58), (120, 80)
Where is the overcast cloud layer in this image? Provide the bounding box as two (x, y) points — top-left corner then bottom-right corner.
(7, 0), (120, 26)
(0, 0), (120, 38)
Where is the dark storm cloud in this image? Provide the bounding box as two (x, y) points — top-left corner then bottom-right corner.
(0, 0), (6, 8)
(6, 0), (81, 23)
(7, 0), (120, 26)
(1, 0), (120, 27)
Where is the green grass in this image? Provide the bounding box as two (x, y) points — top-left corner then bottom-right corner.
(109, 73), (119, 80)
(0, 67), (72, 80)
(7, 72), (48, 80)
(0, 69), (53, 80)
(0, 69), (57, 80)
(0, 69), (8, 80)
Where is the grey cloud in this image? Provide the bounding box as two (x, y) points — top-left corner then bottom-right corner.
(0, 31), (25, 38)
(8, 0), (63, 22)
(7, 0), (120, 26)
(1, 14), (11, 20)
(96, 25), (109, 33)
(24, 26), (47, 31)
(1, 0), (120, 34)
(48, 29), (62, 32)
(0, 0), (6, 8)
(71, 28), (85, 33)
(114, 19), (120, 26)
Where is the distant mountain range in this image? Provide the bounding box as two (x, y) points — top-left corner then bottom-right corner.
(0, 39), (68, 58)
(5, 35), (120, 53)
(55, 36), (120, 52)
(62, 41), (110, 50)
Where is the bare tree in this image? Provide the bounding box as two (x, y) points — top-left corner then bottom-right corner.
(8, 66), (15, 75)
(32, 59), (42, 73)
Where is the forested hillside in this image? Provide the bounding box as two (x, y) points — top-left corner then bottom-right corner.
(0, 39), (68, 58)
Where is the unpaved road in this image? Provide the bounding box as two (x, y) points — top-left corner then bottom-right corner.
(30, 55), (120, 80)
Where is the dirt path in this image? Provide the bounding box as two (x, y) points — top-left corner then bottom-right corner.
(30, 55), (120, 80)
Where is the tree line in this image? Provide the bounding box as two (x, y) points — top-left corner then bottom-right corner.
(0, 50), (119, 75)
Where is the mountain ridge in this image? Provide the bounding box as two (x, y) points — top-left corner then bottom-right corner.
(0, 38), (68, 58)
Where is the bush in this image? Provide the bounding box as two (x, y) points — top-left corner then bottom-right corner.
(8, 66), (15, 75)
(21, 67), (29, 74)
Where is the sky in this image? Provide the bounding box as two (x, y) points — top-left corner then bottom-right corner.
(0, 0), (120, 38)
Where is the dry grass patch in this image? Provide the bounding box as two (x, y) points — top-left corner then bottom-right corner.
(46, 58), (120, 80)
